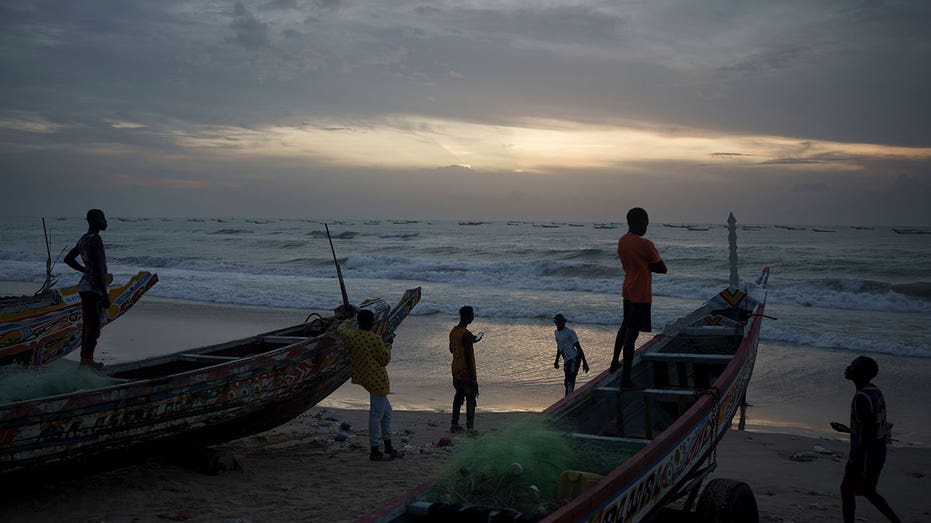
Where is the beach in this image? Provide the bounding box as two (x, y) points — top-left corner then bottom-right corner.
(1, 406), (930, 522)
(2, 294), (930, 522)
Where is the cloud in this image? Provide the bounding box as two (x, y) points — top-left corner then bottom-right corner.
(226, 2), (271, 49)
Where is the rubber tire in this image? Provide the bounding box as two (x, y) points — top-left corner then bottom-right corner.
(696, 478), (759, 523)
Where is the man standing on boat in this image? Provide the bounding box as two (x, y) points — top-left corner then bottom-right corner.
(340, 309), (400, 462)
(450, 306), (481, 433)
(553, 313), (589, 396)
(64, 208), (110, 369)
(831, 356), (901, 523)
(610, 207), (667, 388)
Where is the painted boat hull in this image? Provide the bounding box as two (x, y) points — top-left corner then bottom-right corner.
(0, 287), (421, 477)
(362, 270), (768, 523)
(0, 272), (158, 367)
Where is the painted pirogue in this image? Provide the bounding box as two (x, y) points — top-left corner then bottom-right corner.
(0, 287), (421, 477)
(0, 271), (158, 367)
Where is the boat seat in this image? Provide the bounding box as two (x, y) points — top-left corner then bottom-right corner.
(177, 353), (240, 362)
(641, 353), (733, 363)
(567, 432), (651, 448)
(643, 388), (699, 439)
(261, 336), (309, 345)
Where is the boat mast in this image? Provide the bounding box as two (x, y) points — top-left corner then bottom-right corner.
(728, 212), (739, 290)
(325, 223), (351, 311)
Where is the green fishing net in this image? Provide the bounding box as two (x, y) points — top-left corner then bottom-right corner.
(426, 416), (636, 517)
(0, 361), (119, 405)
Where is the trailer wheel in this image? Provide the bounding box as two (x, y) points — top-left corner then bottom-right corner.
(696, 478), (758, 523)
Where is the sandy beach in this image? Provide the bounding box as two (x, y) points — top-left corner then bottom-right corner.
(2, 289), (930, 521)
(1, 406), (929, 522)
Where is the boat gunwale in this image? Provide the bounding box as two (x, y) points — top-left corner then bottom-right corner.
(541, 307), (765, 522)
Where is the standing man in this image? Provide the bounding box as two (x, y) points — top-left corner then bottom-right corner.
(831, 356), (901, 523)
(553, 314), (589, 396)
(64, 209), (111, 369)
(340, 309), (399, 461)
(449, 305), (481, 433)
(610, 207), (667, 388)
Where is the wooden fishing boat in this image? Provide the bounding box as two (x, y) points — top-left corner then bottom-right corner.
(0, 287), (421, 476)
(0, 271), (158, 367)
(364, 216), (769, 523)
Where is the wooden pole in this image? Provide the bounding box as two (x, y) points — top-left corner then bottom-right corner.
(325, 223), (351, 310)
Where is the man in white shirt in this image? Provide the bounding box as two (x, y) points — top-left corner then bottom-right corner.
(553, 314), (589, 396)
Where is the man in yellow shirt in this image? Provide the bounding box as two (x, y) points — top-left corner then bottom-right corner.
(340, 309), (398, 461)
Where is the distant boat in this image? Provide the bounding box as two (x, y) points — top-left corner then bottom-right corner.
(851, 226), (873, 230)
(593, 223), (617, 229)
(663, 224), (687, 228)
(893, 228), (931, 235)
(506, 221), (522, 226)
(568, 223), (586, 227)
(458, 221), (485, 226)
(812, 228), (836, 233)
(686, 226), (709, 231)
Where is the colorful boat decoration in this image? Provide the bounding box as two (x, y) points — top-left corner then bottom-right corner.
(0, 271), (158, 367)
(363, 216), (769, 523)
(0, 287), (421, 476)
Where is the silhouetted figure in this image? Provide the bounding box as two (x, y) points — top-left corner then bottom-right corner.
(610, 207), (666, 387)
(552, 313), (589, 396)
(830, 356), (901, 523)
(449, 306), (481, 433)
(64, 209), (110, 368)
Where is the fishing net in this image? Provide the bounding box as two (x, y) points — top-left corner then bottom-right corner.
(0, 361), (119, 405)
(426, 416), (636, 517)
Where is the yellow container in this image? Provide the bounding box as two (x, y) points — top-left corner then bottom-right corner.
(557, 470), (603, 503)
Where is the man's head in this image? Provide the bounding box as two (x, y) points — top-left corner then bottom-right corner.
(459, 306), (474, 324)
(357, 309), (375, 331)
(627, 207), (649, 236)
(86, 209), (107, 231)
(845, 355), (879, 382)
(554, 314), (567, 329)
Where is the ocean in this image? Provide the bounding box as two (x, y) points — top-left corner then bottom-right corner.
(2, 216), (930, 441)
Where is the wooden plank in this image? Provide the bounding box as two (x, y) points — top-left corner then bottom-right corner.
(261, 336), (310, 345)
(567, 433), (651, 446)
(177, 353), (240, 362)
(641, 353), (733, 363)
(643, 388), (698, 397)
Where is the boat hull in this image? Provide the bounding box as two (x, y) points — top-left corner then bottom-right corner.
(0, 272), (158, 366)
(0, 287), (421, 476)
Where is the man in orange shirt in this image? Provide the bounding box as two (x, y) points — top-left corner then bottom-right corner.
(609, 207), (667, 388)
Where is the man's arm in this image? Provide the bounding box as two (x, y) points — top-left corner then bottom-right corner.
(650, 260), (667, 274)
(461, 332), (475, 380)
(63, 246), (84, 274)
(849, 393), (874, 465)
(576, 343), (589, 373)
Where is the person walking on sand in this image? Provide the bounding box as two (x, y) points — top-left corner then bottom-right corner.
(339, 309), (399, 461)
(64, 209), (111, 369)
(831, 356), (901, 523)
(450, 306), (482, 433)
(553, 314), (589, 396)
(609, 207), (667, 388)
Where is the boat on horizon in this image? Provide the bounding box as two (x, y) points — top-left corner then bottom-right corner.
(363, 216), (769, 523)
(0, 287), (421, 477)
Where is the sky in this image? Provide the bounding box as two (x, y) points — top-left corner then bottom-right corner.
(1, 0), (930, 225)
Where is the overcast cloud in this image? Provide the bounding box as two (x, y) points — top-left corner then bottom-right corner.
(1, 0), (930, 224)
